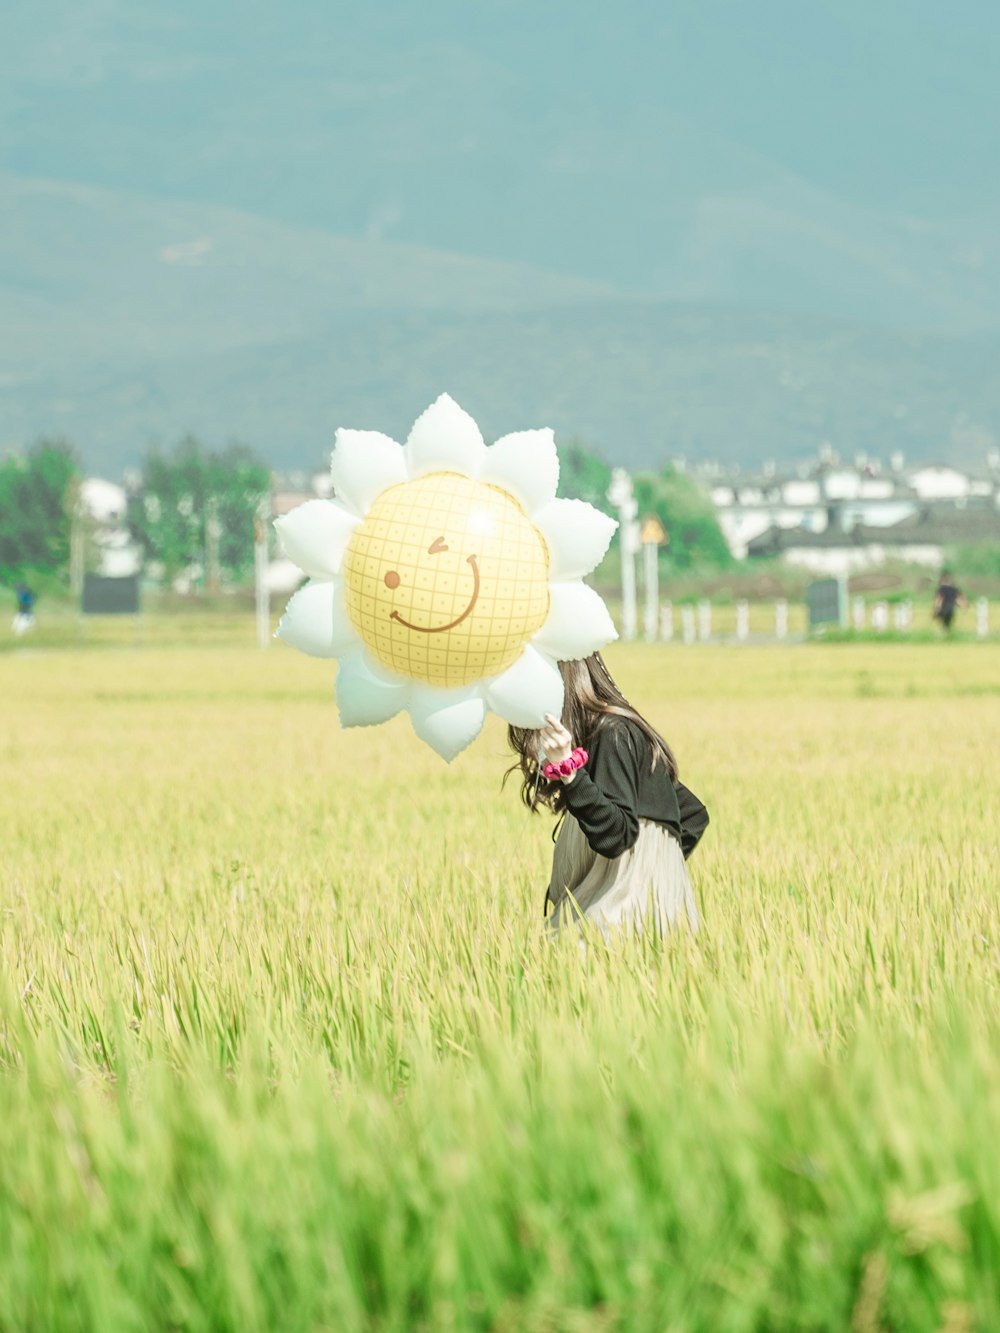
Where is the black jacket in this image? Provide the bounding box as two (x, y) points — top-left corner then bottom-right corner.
(560, 716), (709, 860)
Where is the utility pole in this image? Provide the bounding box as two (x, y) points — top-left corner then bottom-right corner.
(69, 506), (85, 600)
(639, 515), (667, 641)
(254, 498), (270, 649)
(205, 495), (221, 594)
(607, 469), (639, 640)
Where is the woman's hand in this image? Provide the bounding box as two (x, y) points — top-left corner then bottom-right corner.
(541, 713), (576, 780)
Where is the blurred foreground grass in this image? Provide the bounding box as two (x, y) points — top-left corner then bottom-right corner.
(2, 638), (1000, 1330)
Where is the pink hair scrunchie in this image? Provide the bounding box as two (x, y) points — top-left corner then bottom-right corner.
(542, 748), (588, 781)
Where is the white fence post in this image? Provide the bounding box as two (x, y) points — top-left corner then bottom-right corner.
(697, 599), (712, 642)
(660, 600), (674, 642)
(681, 605), (696, 645)
(977, 597), (989, 639)
(736, 599), (749, 642)
(872, 601), (889, 632)
(775, 599), (788, 640)
(852, 597), (866, 630)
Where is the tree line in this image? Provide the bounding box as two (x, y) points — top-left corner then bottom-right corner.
(0, 436), (732, 594)
(0, 438), (270, 592)
(559, 441), (732, 572)
(128, 440), (270, 586)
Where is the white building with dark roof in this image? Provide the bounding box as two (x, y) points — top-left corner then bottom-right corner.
(746, 507), (1000, 576)
(710, 452), (1000, 560)
(80, 478), (143, 577)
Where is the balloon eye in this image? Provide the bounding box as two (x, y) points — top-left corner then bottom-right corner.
(384, 570), (400, 589)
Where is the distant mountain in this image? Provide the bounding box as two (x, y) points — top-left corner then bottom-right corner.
(3, 175), (999, 475)
(4, 2), (1000, 332)
(0, 174), (623, 360)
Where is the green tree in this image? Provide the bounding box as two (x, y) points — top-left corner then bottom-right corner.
(949, 543), (1000, 580)
(557, 441), (614, 515)
(0, 439), (79, 585)
(128, 438), (270, 586)
(633, 465), (732, 572)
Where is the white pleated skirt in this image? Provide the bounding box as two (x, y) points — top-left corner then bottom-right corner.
(545, 816), (700, 939)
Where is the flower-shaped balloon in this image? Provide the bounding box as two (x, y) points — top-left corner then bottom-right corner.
(275, 394), (618, 760)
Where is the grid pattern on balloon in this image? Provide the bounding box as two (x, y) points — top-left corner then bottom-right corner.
(343, 475), (550, 688)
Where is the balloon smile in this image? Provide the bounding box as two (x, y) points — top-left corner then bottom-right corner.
(390, 554), (481, 633)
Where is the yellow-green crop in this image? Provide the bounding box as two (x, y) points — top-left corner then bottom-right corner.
(2, 635), (999, 1331)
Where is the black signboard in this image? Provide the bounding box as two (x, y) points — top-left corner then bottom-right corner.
(82, 574), (141, 615)
(806, 577), (846, 629)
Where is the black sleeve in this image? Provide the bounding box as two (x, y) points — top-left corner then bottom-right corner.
(560, 724), (641, 858)
(674, 781), (709, 859)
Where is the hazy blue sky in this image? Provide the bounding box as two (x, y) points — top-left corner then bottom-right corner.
(5, 1), (999, 234)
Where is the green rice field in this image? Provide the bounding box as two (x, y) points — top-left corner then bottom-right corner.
(2, 628), (1000, 1330)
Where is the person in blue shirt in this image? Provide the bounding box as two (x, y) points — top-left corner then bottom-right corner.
(12, 583), (37, 635)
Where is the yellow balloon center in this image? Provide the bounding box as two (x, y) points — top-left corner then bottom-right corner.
(343, 473), (550, 687)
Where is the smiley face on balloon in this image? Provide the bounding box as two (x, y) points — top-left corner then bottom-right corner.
(275, 394), (618, 760)
(343, 472), (553, 688)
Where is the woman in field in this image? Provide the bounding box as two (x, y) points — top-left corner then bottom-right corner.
(507, 653), (708, 938)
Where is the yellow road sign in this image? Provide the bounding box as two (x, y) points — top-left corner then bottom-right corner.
(639, 515), (667, 545)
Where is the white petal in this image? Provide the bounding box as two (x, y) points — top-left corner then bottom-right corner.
(335, 652), (409, 727)
(330, 430), (407, 516)
(480, 429), (559, 513)
(533, 499), (618, 581)
(275, 580), (357, 659)
(410, 685), (486, 762)
(532, 582), (619, 661)
(274, 499), (358, 579)
(405, 394), (486, 479)
(484, 646), (564, 728)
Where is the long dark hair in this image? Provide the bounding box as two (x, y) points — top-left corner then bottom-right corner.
(506, 653), (678, 813)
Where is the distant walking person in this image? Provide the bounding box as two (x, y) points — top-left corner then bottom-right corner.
(932, 570), (967, 632)
(12, 583), (37, 636)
